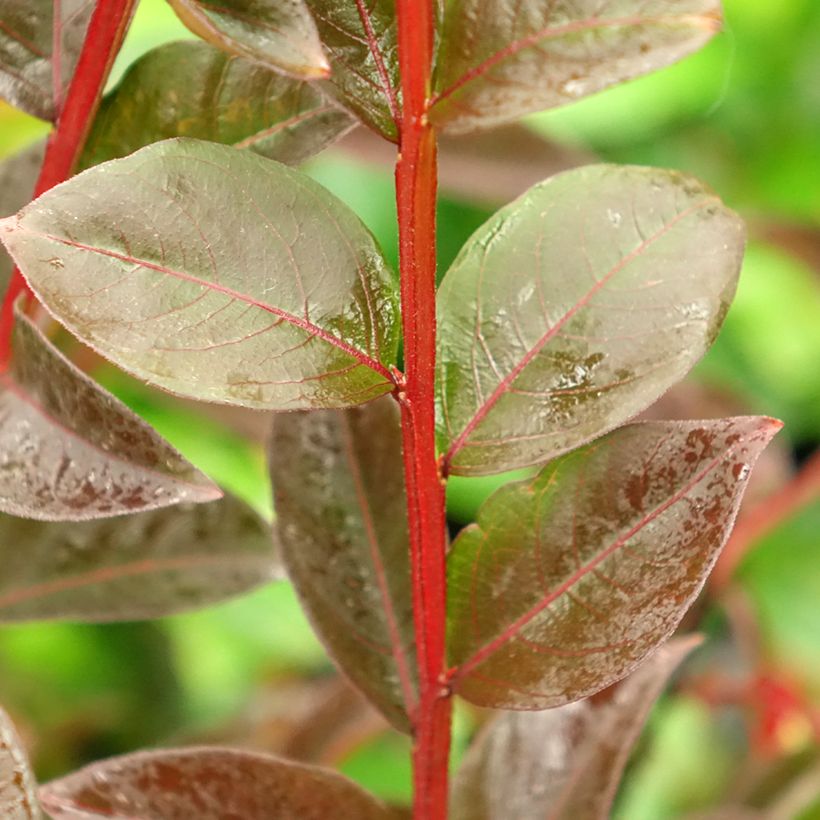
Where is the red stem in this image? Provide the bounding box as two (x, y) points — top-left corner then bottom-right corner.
(712, 449), (820, 589)
(0, 0), (135, 369)
(394, 0), (452, 817)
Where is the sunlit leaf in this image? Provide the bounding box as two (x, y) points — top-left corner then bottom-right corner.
(447, 417), (781, 709)
(437, 164), (745, 476)
(451, 637), (699, 820)
(304, 0), (400, 140)
(0, 304), (220, 520)
(0, 138), (400, 410)
(0, 0), (93, 121)
(0, 705), (39, 819)
(0, 493), (276, 622)
(82, 41), (355, 170)
(430, 0), (722, 134)
(167, 0), (330, 80)
(0, 140), (43, 291)
(269, 398), (417, 733)
(40, 747), (395, 819)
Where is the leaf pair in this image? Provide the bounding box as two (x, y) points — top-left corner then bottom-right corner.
(1, 705), (398, 819)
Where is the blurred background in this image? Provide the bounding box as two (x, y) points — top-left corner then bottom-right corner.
(0, 0), (818, 815)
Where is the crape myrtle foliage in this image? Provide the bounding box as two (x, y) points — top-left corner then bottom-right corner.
(0, 0), (781, 817)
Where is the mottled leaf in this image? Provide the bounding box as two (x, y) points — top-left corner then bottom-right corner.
(0, 493), (276, 622)
(0, 706), (39, 819)
(451, 637), (699, 820)
(447, 417), (781, 709)
(0, 304), (220, 520)
(0, 138), (400, 410)
(40, 747), (394, 819)
(270, 398), (417, 733)
(305, 0), (400, 140)
(82, 41), (355, 170)
(437, 164), (745, 476)
(0, 140), (43, 291)
(430, 0), (722, 134)
(168, 0), (329, 79)
(0, 0), (93, 120)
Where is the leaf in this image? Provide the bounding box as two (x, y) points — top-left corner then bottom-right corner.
(0, 304), (220, 520)
(81, 40), (355, 170)
(0, 706), (39, 819)
(269, 398), (417, 733)
(0, 138), (400, 411)
(0, 0), (94, 120)
(451, 637), (699, 820)
(0, 140), (44, 292)
(304, 0), (401, 140)
(446, 417), (781, 710)
(167, 0), (330, 80)
(40, 747), (395, 819)
(0, 493), (276, 622)
(430, 0), (722, 134)
(437, 164), (745, 476)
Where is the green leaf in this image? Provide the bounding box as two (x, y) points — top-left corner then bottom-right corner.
(447, 417), (781, 709)
(0, 0), (93, 121)
(0, 138), (400, 410)
(437, 164), (745, 476)
(0, 303), (220, 520)
(167, 0), (330, 80)
(82, 41), (355, 170)
(0, 493), (276, 622)
(304, 0), (400, 140)
(39, 748), (396, 819)
(269, 398), (417, 733)
(0, 140), (43, 292)
(451, 637), (699, 820)
(430, 0), (722, 134)
(0, 705), (40, 819)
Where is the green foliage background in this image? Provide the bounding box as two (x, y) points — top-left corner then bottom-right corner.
(0, 0), (817, 814)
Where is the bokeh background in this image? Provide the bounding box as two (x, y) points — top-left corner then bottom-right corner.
(0, 0), (818, 815)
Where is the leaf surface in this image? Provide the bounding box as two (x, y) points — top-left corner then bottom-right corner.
(0, 305), (220, 520)
(82, 41), (354, 170)
(447, 417), (781, 709)
(0, 493), (276, 622)
(437, 164), (745, 476)
(0, 0), (93, 120)
(0, 706), (39, 819)
(304, 0), (400, 140)
(270, 398), (416, 732)
(451, 637), (699, 820)
(40, 747), (394, 819)
(0, 138), (400, 410)
(0, 140), (44, 291)
(430, 0), (722, 134)
(167, 0), (329, 79)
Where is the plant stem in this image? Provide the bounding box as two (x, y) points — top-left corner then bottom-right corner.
(0, 0), (135, 368)
(394, 1), (452, 817)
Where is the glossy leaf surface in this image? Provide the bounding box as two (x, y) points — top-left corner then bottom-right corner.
(82, 41), (354, 170)
(430, 0), (721, 134)
(270, 398), (416, 733)
(0, 706), (39, 819)
(0, 494), (275, 622)
(167, 0), (329, 79)
(447, 417), (781, 709)
(0, 141), (43, 290)
(0, 305), (220, 520)
(0, 138), (400, 410)
(40, 747), (394, 819)
(0, 0), (93, 120)
(305, 0), (400, 140)
(437, 164), (745, 476)
(451, 637), (699, 820)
